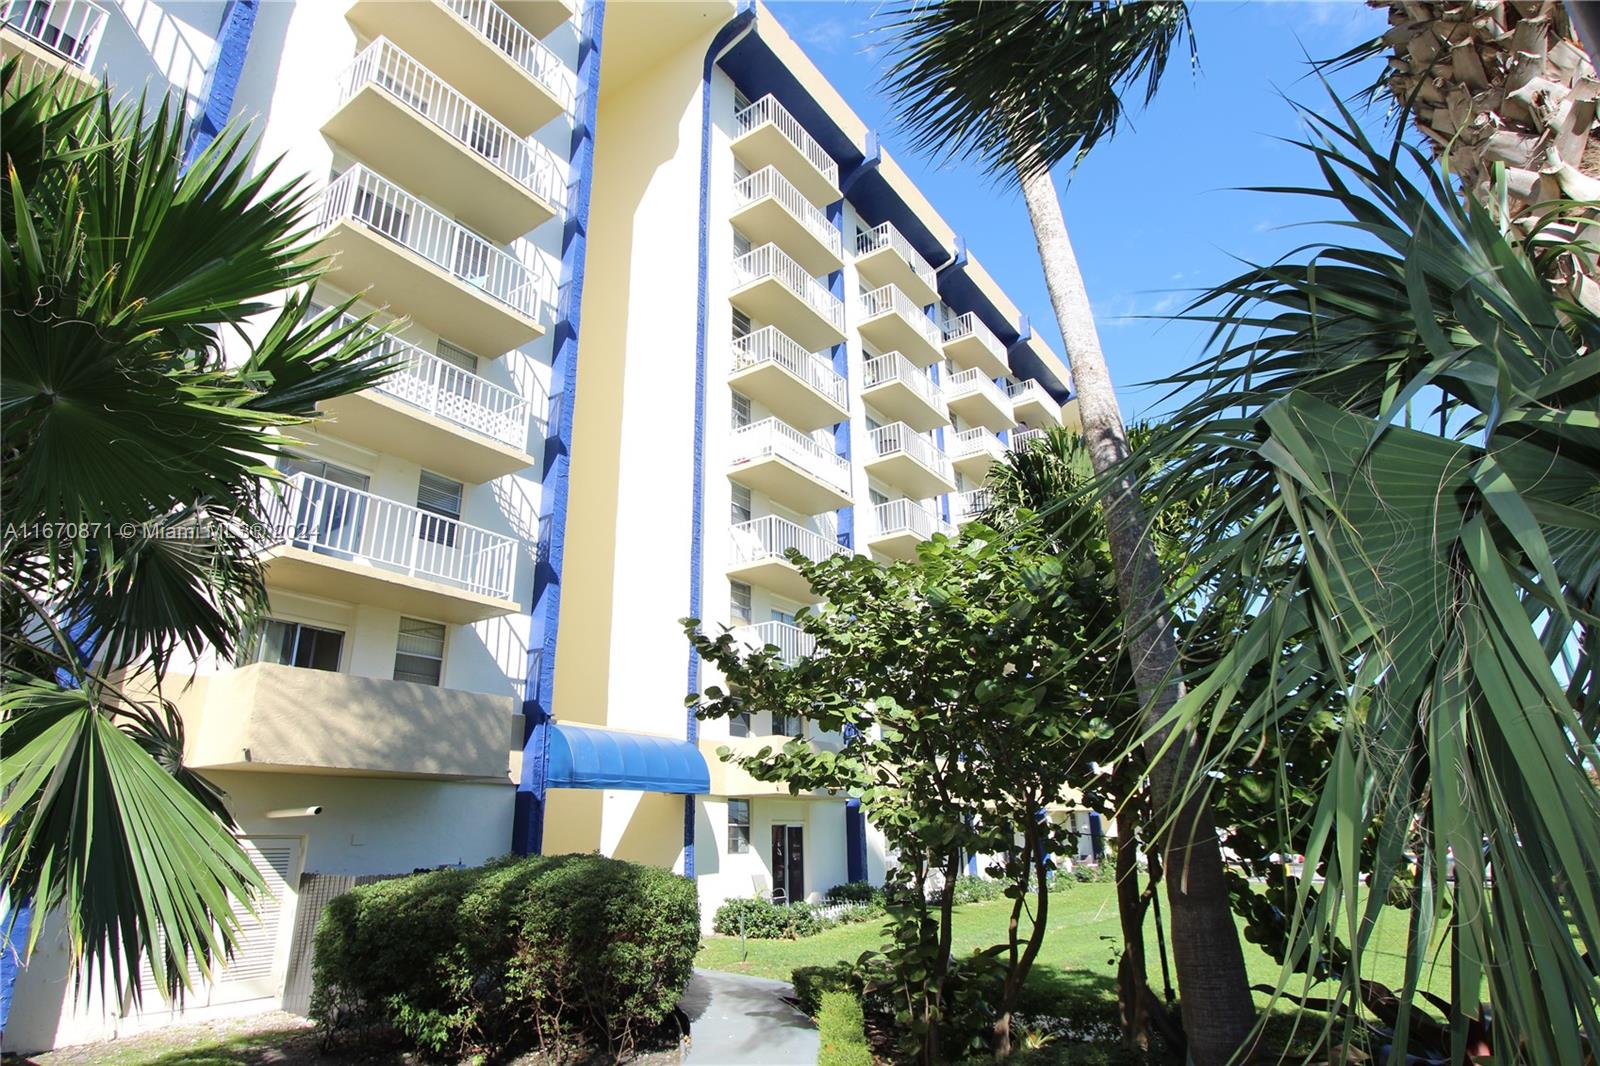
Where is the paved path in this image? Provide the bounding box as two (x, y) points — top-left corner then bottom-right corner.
(679, 969), (818, 1066)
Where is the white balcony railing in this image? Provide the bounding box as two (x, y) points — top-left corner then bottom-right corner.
(331, 312), (535, 447)
(733, 166), (842, 260)
(734, 94), (839, 193)
(951, 426), (1005, 461)
(950, 487), (993, 524)
(1007, 377), (1053, 405)
(2, 0), (106, 66)
(732, 244), (845, 334)
(730, 515), (849, 570)
(946, 366), (1010, 409)
(731, 417), (852, 496)
(731, 620), (815, 665)
(868, 422), (953, 481)
(873, 498), (955, 541)
(262, 473), (517, 600)
(860, 285), (943, 349)
(943, 311), (1007, 361)
(855, 222), (936, 292)
(316, 165), (542, 322)
(732, 326), (846, 409)
(336, 37), (566, 211)
(1010, 427), (1048, 450)
(441, 0), (574, 110)
(863, 352), (942, 408)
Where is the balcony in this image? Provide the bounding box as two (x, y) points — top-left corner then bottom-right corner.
(174, 663), (519, 780)
(1, 0), (104, 83)
(945, 367), (1016, 433)
(864, 422), (955, 499)
(729, 326), (848, 432)
(1009, 427), (1048, 451)
(314, 165), (545, 356)
(853, 222), (938, 307)
(318, 315), (539, 483)
(1007, 378), (1064, 428)
(730, 166), (843, 277)
(949, 427), (1006, 481)
(259, 472), (520, 623)
(859, 285), (943, 368)
(730, 243), (846, 352)
(950, 487), (993, 527)
(729, 417), (852, 514)
(345, 0), (573, 137)
(867, 498), (955, 562)
(730, 620), (815, 665)
(727, 515), (849, 603)
(942, 312), (1011, 378)
(861, 352), (947, 432)
(731, 94), (840, 208)
(323, 38), (563, 243)
(499, 0), (572, 37)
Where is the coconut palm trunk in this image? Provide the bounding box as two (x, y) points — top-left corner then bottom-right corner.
(1019, 167), (1257, 1062)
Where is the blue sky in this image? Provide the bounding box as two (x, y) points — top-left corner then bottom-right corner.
(766, 0), (1393, 421)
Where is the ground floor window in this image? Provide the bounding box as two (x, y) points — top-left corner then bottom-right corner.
(728, 799), (751, 854)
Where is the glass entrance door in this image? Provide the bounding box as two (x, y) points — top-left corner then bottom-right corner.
(769, 824), (805, 905)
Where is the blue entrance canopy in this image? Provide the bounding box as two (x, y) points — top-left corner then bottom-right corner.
(545, 723), (710, 795)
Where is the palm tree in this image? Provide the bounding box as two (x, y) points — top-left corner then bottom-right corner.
(877, 4), (1259, 1059)
(1142, 93), (1600, 1063)
(1, 62), (391, 1010)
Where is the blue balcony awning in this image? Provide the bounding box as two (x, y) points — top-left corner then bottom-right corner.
(545, 723), (710, 795)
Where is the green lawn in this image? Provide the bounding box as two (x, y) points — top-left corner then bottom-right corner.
(697, 882), (1449, 1010)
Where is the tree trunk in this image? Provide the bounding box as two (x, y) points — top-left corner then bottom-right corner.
(1115, 831), (1150, 1051)
(1375, 1), (1600, 312)
(1019, 166), (1257, 1063)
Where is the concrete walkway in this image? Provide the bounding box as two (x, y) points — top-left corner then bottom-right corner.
(679, 969), (819, 1066)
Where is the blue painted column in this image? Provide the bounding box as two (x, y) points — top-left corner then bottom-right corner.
(682, 2), (758, 880)
(183, 0), (259, 168)
(827, 200), (852, 548)
(514, 0), (606, 857)
(845, 799), (868, 883)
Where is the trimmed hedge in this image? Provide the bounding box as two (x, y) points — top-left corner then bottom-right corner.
(817, 991), (872, 1066)
(311, 853), (699, 1058)
(951, 874), (1004, 904)
(823, 880), (882, 905)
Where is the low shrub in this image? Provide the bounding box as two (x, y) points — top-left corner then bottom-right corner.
(951, 874), (1004, 905)
(826, 901), (883, 926)
(311, 853), (699, 1059)
(1070, 861), (1114, 884)
(712, 895), (824, 939)
(823, 880), (882, 905)
(791, 962), (856, 1017)
(817, 991), (872, 1066)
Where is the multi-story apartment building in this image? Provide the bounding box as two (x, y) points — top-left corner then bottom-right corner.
(2, 0), (1076, 1051)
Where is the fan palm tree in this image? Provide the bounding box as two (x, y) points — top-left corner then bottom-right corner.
(1, 62), (392, 1012)
(877, 4), (1259, 1059)
(1141, 90), (1600, 1063)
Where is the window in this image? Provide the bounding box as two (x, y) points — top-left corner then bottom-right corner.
(772, 712), (802, 739)
(868, 487), (889, 508)
(436, 340), (478, 374)
(728, 798), (751, 854)
(417, 470), (463, 547)
(394, 617), (446, 686)
(732, 229), (752, 259)
(730, 712), (752, 738)
(731, 391), (752, 430)
(245, 620), (343, 672)
(731, 308), (753, 340)
(731, 483), (752, 525)
(734, 88), (751, 113)
(730, 580), (752, 624)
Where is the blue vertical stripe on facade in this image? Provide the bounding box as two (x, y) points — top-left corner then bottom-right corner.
(182, 0), (259, 168)
(828, 200), (852, 549)
(684, 1), (759, 879)
(514, 0), (606, 857)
